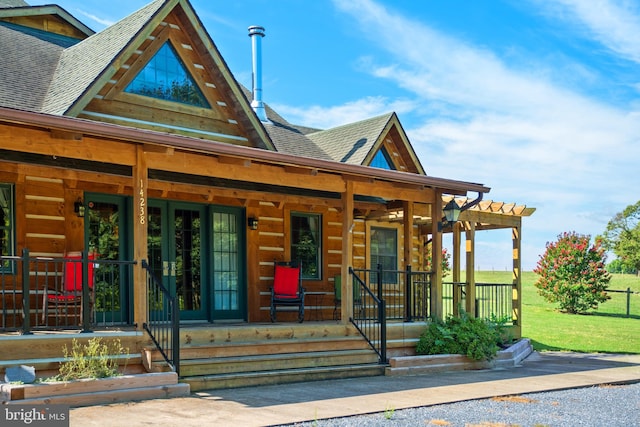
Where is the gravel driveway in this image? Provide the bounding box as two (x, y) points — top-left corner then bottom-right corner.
(287, 381), (640, 427)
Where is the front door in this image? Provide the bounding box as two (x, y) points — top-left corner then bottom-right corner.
(148, 201), (205, 320)
(86, 194), (131, 324)
(147, 201), (245, 322)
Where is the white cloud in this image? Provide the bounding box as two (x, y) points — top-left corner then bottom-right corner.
(270, 96), (416, 129)
(76, 10), (115, 28)
(326, 0), (640, 269)
(535, 0), (640, 63)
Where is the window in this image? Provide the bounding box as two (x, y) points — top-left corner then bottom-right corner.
(125, 41), (210, 108)
(370, 226), (397, 283)
(291, 213), (321, 279)
(370, 148), (395, 170)
(0, 184), (14, 269)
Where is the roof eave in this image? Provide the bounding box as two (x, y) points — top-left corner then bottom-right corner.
(0, 106), (490, 195)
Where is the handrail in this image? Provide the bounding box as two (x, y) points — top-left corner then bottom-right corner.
(349, 265), (387, 364)
(1, 250), (136, 333)
(141, 260), (180, 376)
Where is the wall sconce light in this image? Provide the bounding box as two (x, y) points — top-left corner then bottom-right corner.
(438, 199), (461, 231)
(74, 198), (85, 218)
(248, 217), (259, 230)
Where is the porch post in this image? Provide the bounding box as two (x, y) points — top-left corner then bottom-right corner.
(465, 221), (476, 317)
(403, 201), (414, 321)
(512, 220), (522, 338)
(340, 180), (354, 323)
(452, 221), (462, 316)
(133, 145), (149, 329)
(430, 193), (443, 320)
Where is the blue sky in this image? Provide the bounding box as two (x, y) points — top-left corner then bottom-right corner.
(32, 0), (640, 271)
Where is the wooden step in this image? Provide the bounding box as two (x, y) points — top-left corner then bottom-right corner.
(185, 363), (385, 391)
(177, 323), (361, 346)
(179, 349), (379, 377)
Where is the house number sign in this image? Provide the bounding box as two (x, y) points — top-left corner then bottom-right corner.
(139, 179), (146, 225)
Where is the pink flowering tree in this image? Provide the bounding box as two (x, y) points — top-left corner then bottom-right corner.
(533, 231), (611, 314)
(425, 244), (452, 277)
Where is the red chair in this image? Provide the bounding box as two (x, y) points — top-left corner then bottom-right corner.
(42, 252), (95, 325)
(270, 261), (305, 323)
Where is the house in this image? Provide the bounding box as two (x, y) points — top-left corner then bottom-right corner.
(0, 0), (533, 389)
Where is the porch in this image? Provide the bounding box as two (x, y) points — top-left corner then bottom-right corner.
(1, 252), (519, 390)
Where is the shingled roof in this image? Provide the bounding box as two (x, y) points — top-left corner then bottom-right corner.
(0, 0), (421, 172)
(0, 21), (67, 111)
(41, 0), (165, 115)
(306, 113), (393, 165)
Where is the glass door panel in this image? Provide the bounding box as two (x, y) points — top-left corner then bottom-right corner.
(86, 194), (130, 324)
(147, 201), (205, 320)
(211, 208), (244, 320)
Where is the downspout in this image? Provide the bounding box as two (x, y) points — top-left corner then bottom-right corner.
(459, 191), (483, 214)
(248, 25), (269, 122)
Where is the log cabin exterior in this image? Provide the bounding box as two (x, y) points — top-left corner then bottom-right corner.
(0, 0), (534, 384)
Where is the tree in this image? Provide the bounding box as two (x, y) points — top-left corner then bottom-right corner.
(424, 243), (451, 277)
(533, 231), (610, 314)
(599, 201), (640, 276)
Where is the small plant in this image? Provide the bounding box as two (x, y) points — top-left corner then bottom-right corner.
(55, 337), (128, 381)
(384, 403), (395, 420)
(416, 311), (501, 361)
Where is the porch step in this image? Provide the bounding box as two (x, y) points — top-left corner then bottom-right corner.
(185, 363), (385, 391)
(180, 349), (379, 377)
(144, 323), (385, 391)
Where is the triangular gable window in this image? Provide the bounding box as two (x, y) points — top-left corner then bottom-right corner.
(125, 41), (210, 108)
(370, 148), (396, 170)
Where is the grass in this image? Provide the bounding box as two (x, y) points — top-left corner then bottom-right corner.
(471, 271), (640, 354)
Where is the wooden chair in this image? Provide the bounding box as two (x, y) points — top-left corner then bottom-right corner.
(42, 252), (95, 326)
(270, 260), (305, 323)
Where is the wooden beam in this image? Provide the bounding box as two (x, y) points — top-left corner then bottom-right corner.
(430, 193), (443, 320)
(403, 201), (414, 269)
(133, 145), (148, 329)
(512, 219), (522, 338)
(340, 181), (354, 324)
(352, 180), (435, 203)
(460, 210), (522, 227)
(465, 221), (476, 317)
(145, 151), (346, 194)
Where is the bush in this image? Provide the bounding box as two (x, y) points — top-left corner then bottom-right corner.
(533, 231), (611, 314)
(55, 337), (128, 381)
(416, 312), (502, 361)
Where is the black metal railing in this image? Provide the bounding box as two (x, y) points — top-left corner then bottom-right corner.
(406, 266), (432, 321)
(349, 266), (386, 363)
(475, 282), (513, 321)
(443, 281), (514, 323)
(142, 260), (180, 376)
(443, 281), (467, 318)
(0, 249), (135, 333)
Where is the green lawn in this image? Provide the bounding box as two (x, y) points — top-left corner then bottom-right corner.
(472, 271), (640, 354)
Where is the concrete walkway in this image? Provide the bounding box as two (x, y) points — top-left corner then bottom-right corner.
(70, 351), (640, 427)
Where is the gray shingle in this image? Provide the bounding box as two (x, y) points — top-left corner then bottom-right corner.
(41, 0), (166, 115)
(0, 22), (65, 111)
(0, 0), (28, 8)
(307, 113), (393, 165)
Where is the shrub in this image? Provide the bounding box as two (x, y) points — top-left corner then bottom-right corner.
(533, 231), (611, 314)
(55, 337), (128, 381)
(416, 311), (501, 361)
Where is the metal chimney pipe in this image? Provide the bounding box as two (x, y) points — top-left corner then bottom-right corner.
(248, 25), (268, 122)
